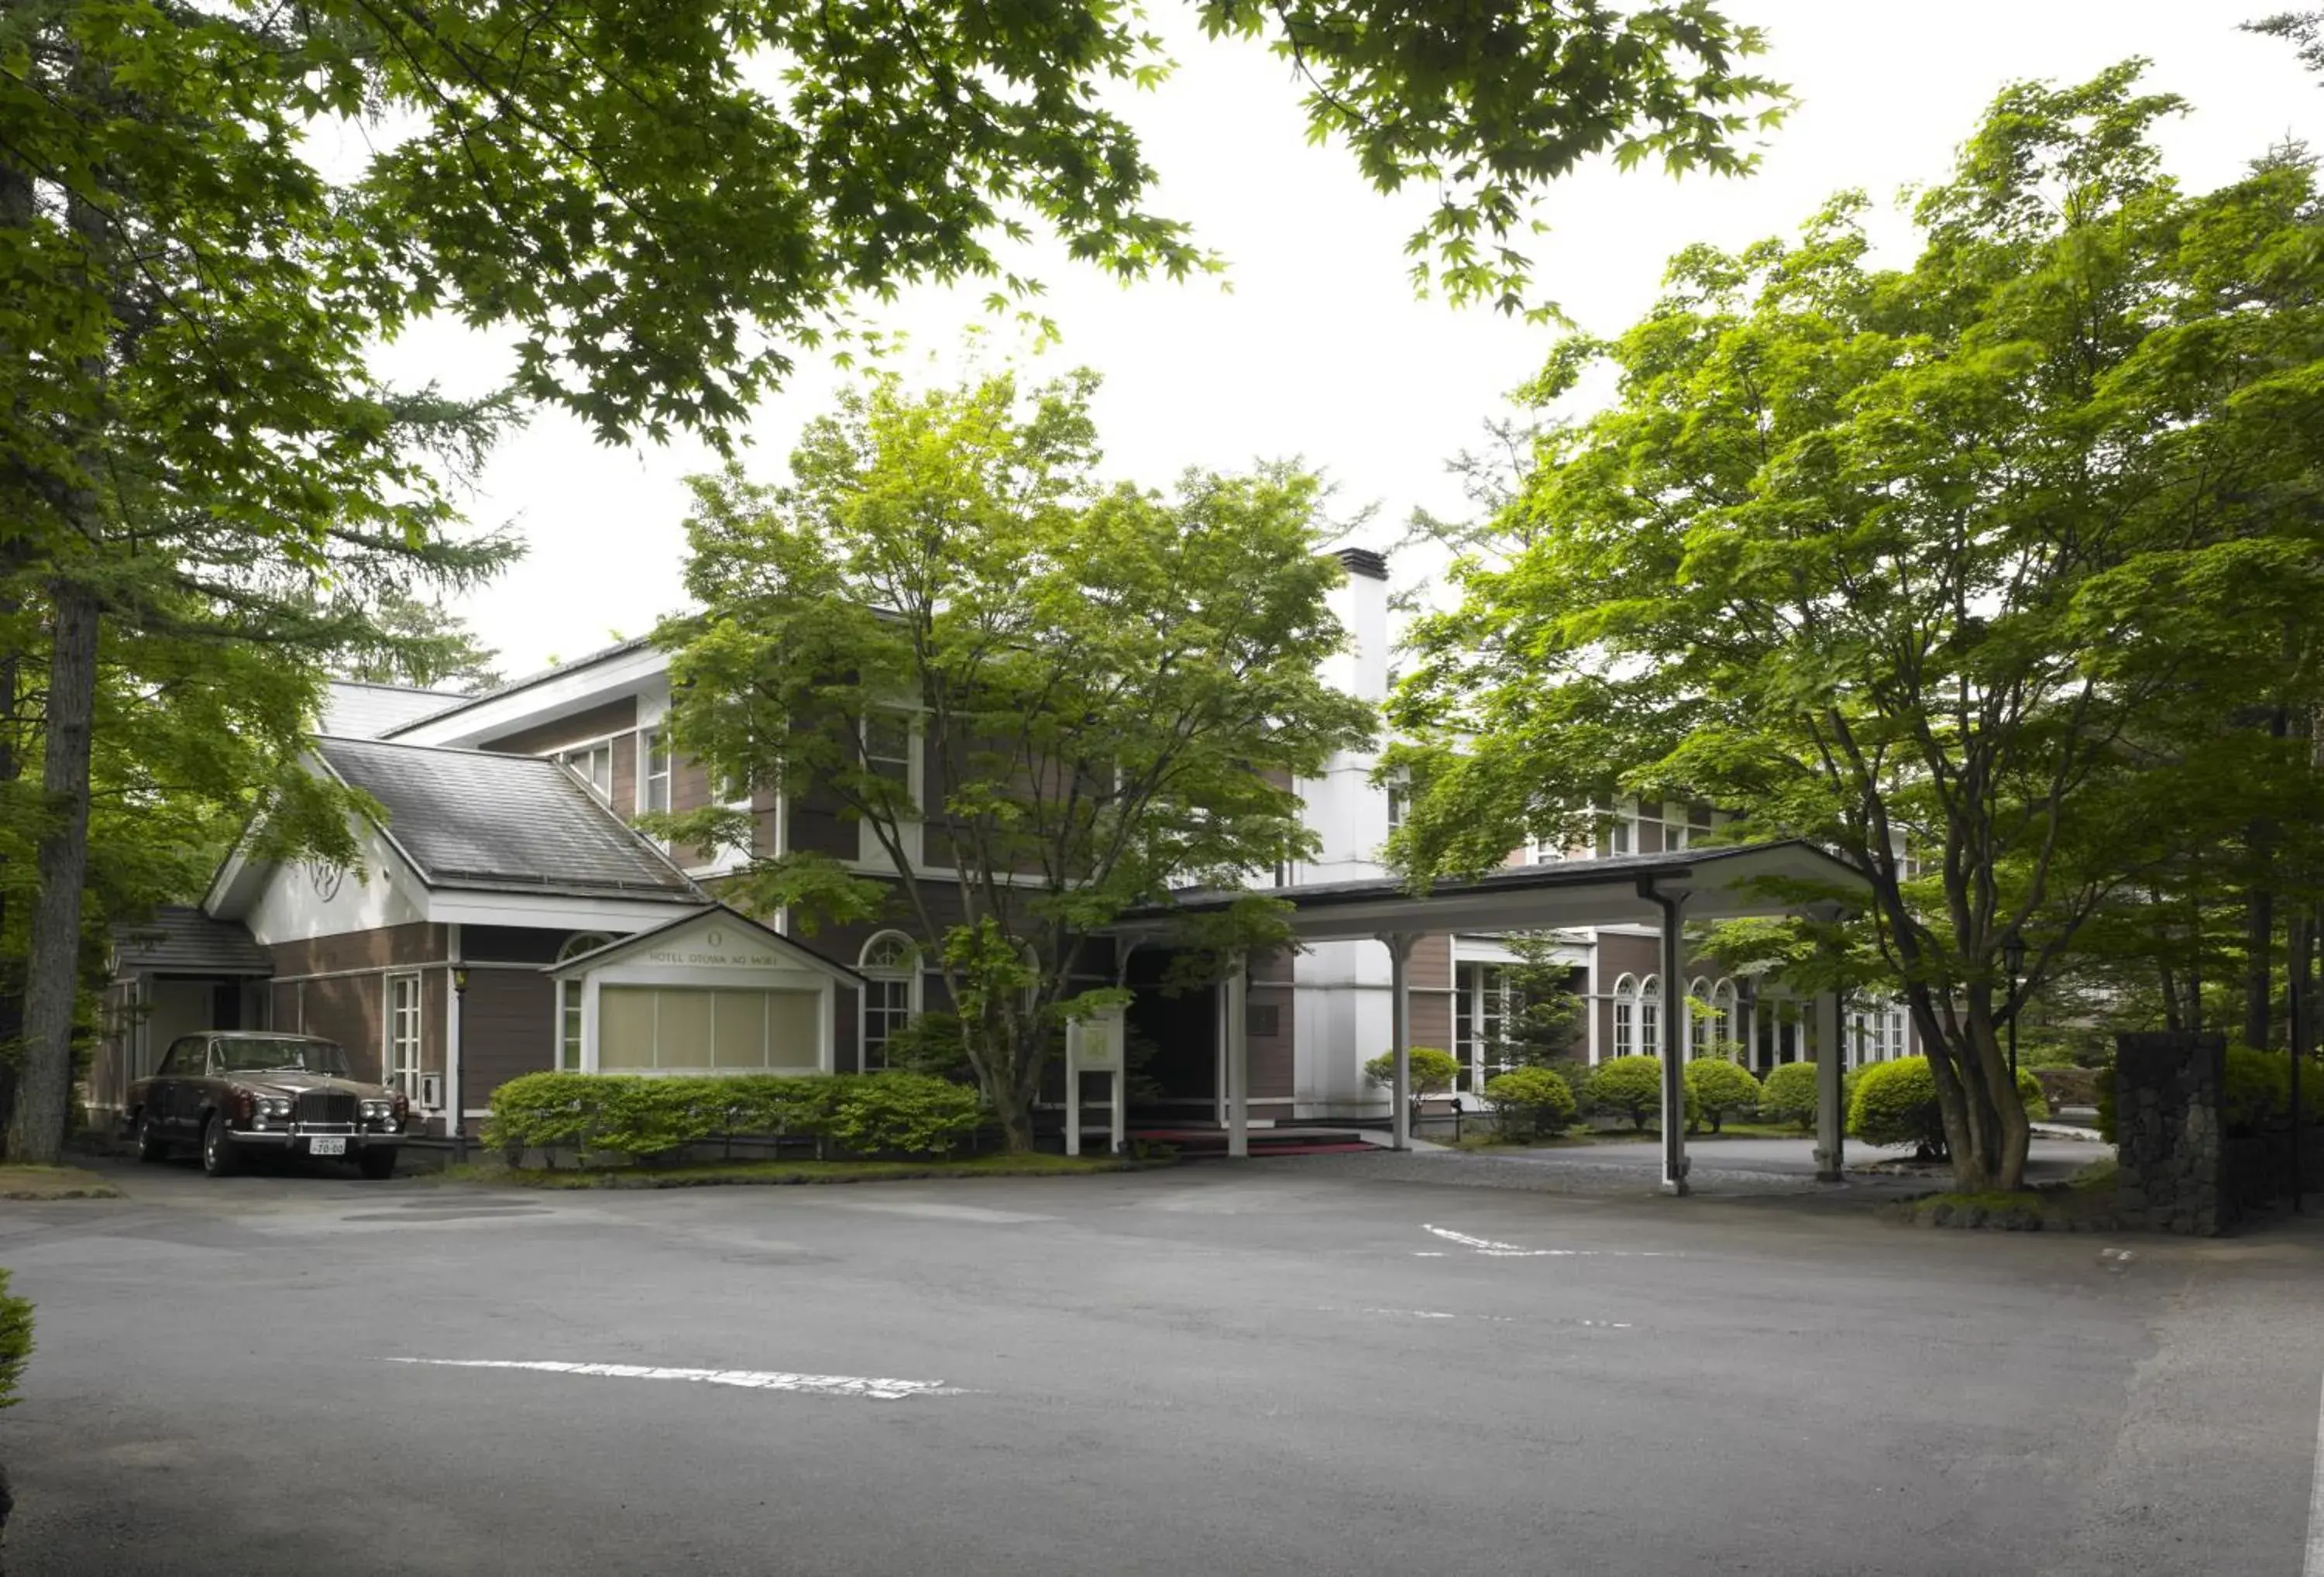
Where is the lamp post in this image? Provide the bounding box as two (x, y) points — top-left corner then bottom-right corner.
(2001, 931), (2026, 1084)
(451, 967), (469, 1164)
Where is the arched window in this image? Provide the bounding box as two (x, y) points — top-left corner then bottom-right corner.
(858, 931), (920, 1069)
(1611, 974), (1638, 1060)
(1638, 975), (1662, 1060)
(556, 933), (616, 1070)
(1687, 977), (1711, 1057)
(1711, 978), (1738, 1053)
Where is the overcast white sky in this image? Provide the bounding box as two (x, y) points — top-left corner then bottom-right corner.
(371, 2), (2320, 677)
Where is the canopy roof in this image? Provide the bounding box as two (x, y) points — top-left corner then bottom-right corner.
(1115, 841), (1866, 943)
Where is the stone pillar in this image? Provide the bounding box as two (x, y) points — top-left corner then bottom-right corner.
(2113, 1031), (2227, 1235)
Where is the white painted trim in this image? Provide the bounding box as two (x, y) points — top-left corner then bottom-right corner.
(445, 923), (463, 1129)
(387, 642), (667, 749)
(2307, 1367), (2324, 1577)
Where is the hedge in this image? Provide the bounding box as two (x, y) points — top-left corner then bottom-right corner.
(1584, 1056), (1695, 1131)
(0, 1267), (29, 1410)
(1847, 1056), (2047, 1156)
(1683, 1057), (1762, 1133)
(485, 1072), (985, 1162)
(1363, 1046), (1462, 1101)
(1758, 1061), (1821, 1132)
(1481, 1067), (1577, 1141)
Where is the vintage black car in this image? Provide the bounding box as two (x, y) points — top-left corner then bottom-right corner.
(125, 1032), (407, 1179)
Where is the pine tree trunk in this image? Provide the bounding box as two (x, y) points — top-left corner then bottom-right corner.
(5, 579), (100, 1166)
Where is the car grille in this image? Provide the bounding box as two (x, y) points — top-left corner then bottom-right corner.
(295, 1092), (358, 1127)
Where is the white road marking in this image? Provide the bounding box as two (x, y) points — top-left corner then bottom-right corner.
(1423, 1224), (1678, 1259)
(1321, 1305), (1631, 1330)
(382, 1359), (962, 1400)
(841, 1202), (1051, 1224)
(2305, 1369), (2324, 1577)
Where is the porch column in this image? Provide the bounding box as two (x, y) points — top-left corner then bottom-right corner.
(1383, 933), (1418, 1151)
(1657, 895), (1690, 1194)
(1814, 987), (1846, 1182)
(1225, 957), (1250, 1159)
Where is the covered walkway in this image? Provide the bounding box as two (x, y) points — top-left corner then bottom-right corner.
(1116, 842), (1870, 1194)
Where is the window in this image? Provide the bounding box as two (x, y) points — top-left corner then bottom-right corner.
(385, 973), (422, 1101)
(1530, 832), (1566, 865)
(858, 931), (920, 1069)
(1688, 977), (1711, 1057)
(596, 986), (821, 1071)
(1611, 974), (1638, 1060)
(1454, 962), (1508, 1091)
(1711, 978), (1739, 1052)
(558, 741), (614, 802)
(642, 729), (671, 814)
(863, 713), (916, 799)
(1385, 782), (1407, 835)
(1602, 801), (1637, 857)
(1638, 975), (1662, 1059)
(555, 934), (614, 1073)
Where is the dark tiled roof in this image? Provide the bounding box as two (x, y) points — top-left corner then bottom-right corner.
(113, 906), (273, 976)
(321, 680), (466, 740)
(380, 635), (656, 738)
(315, 736), (703, 900)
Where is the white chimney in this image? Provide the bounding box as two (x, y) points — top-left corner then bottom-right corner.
(1324, 547), (1391, 703)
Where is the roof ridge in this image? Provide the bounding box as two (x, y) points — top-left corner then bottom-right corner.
(315, 734), (567, 762)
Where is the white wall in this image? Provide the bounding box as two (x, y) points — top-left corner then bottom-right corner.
(242, 819), (430, 947)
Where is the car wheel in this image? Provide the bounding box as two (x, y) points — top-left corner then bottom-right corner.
(136, 1114), (169, 1164)
(201, 1115), (241, 1178)
(356, 1148), (399, 1181)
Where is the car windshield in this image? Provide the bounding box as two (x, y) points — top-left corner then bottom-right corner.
(213, 1038), (350, 1077)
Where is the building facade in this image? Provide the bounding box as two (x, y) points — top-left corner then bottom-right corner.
(91, 548), (1914, 1135)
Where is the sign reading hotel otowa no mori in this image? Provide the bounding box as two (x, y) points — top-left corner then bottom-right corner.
(639, 927), (783, 971)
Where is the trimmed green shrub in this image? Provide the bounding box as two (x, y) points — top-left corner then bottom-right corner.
(1847, 1056), (2048, 1156)
(2223, 1044), (2292, 1133)
(1363, 1046), (1462, 1101)
(823, 1073), (985, 1156)
(878, 1011), (977, 1084)
(0, 1267), (29, 1410)
(1585, 1056), (1692, 1131)
(1758, 1061), (1821, 1132)
(1481, 1067), (1578, 1141)
(1683, 1057), (1762, 1133)
(485, 1071), (985, 1161)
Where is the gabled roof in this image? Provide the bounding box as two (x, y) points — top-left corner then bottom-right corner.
(545, 904), (864, 984)
(321, 679), (469, 740)
(314, 735), (705, 902)
(112, 905), (273, 977)
(380, 635), (655, 740)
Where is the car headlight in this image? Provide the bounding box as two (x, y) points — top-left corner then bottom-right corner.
(359, 1099), (394, 1120)
(256, 1096), (292, 1117)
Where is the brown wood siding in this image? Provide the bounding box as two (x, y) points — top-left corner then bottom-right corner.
(609, 730), (638, 817)
(302, 973), (386, 1081)
(478, 698), (638, 758)
(422, 967), (449, 1078)
(787, 786), (855, 859)
(268, 923), (442, 981)
(1248, 946), (1295, 1101)
(667, 755), (716, 868)
(460, 926), (572, 966)
(461, 968), (557, 1101)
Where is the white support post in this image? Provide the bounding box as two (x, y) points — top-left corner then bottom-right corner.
(1110, 1064), (1126, 1157)
(1814, 988), (1846, 1182)
(1225, 958), (1250, 1159)
(1385, 933), (1416, 1151)
(1064, 1039), (1081, 1158)
(1657, 895), (1690, 1194)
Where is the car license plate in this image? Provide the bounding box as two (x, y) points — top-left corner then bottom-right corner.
(308, 1136), (347, 1156)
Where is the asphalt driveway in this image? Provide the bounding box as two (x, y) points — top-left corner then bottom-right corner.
(2, 1152), (2319, 1575)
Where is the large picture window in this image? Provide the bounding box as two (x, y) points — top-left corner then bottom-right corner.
(594, 985), (821, 1072)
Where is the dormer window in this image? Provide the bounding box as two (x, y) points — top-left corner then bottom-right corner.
(559, 743), (614, 802)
